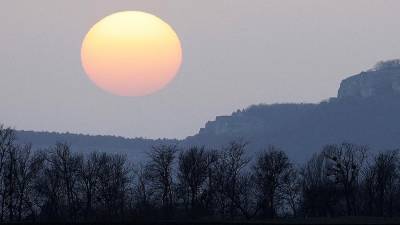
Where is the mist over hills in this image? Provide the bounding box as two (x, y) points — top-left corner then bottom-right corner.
(15, 59), (400, 162)
(15, 131), (178, 161)
(187, 59), (400, 161)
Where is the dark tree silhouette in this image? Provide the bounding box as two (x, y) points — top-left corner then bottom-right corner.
(0, 125), (16, 222)
(145, 145), (177, 217)
(323, 143), (367, 216)
(301, 152), (338, 217)
(79, 152), (101, 220)
(38, 143), (83, 221)
(3, 125), (400, 222)
(363, 150), (399, 216)
(14, 144), (44, 221)
(96, 153), (132, 220)
(252, 146), (293, 218)
(214, 141), (252, 219)
(177, 146), (208, 216)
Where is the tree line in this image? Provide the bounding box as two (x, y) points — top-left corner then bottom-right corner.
(0, 125), (400, 222)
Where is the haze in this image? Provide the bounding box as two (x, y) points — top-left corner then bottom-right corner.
(0, 0), (399, 139)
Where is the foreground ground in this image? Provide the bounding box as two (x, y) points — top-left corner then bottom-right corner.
(3, 218), (400, 225)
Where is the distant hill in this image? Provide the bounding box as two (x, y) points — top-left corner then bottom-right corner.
(14, 59), (400, 162)
(185, 59), (400, 161)
(15, 130), (178, 162)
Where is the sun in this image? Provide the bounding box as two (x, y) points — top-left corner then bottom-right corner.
(81, 11), (182, 96)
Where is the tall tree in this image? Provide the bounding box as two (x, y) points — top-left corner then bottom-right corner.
(323, 143), (367, 216)
(96, 153), (131, 220)
(301, 152), (337, 217)
(177, 146), (209, 216)
(214, 141), (251, 218)
(79, 152), (102, 220)
(0, 126), (16, 222)
(37, 143), (83, 221)
(146, 145), (177, 217)
(14, 144), (44, 221)
(363, 150), (399, 216)
(252, 146), (293, 218)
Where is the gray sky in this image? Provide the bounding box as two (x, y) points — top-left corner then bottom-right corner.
(0, 0), (399, 139)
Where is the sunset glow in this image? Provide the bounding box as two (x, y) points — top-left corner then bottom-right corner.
(81, 11), (182, 96)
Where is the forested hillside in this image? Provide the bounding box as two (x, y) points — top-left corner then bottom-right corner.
(187, 60), (400, 161)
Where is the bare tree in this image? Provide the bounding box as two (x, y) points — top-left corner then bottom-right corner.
(323, 143), (367, 216)
(132, 163), (153, 218)
(145, 145), (177, 217)
(177, 146), (209, 216)
(0, 126), (44, 222)
(363, 150), (399, 216)
(4, 140), (17, 221)
(200, 149), (220, 216)
(252, 146), (293, 218)
(214, 141), (252, 219)
(279, 166), (301, 217)
(37, 143), (83, 221)
(301, 152), (337, 217)
(78, 152), (102, 220)
(0, 126), (16, 222)
(96, 153), (132, 220)
(233, 171), (259, 220)
(14, 144), (44, 221)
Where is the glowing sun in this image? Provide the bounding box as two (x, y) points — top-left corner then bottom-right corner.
(81, 11), (182, 96)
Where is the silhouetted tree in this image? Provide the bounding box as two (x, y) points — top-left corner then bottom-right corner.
(78, 152), (101, 220)
(301, 152), (338, 217)
(37, 143), (83, 221)
(132, 163), (154, 219)
(278, 161), (301, 217)
(177, 146), (208, 216)
(14, 144), (44, 221)
(201, 149), (220, 216)
(4, 124), (400, 222)
(214, 141), (251, 219)
(323, 143), (367, 216)
(146, 145), (177, 217)
(252, 146), (293, 218)
(363, 150), (399, 216)
(0, 125), (16, 222)
(96, 153), (132, 220)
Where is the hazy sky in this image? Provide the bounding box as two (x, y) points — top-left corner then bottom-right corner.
(1, 1), (399, 139)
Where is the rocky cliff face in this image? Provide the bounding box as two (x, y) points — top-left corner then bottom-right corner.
(186, 59), (400, 162)
(338, 59), (400, 99)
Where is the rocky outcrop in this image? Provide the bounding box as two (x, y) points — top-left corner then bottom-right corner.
(187, 59), (400, 162)
(338, 59), (400, 99)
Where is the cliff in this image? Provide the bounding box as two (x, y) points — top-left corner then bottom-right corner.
(338, 59), (400, 99)
(186, 59), (400, 162)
